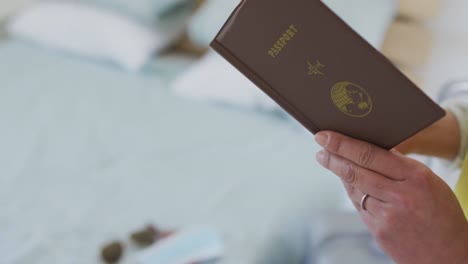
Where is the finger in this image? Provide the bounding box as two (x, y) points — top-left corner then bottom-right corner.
(315, 131), (412, 181)
(317, 150), (397, 202)
(340, 182), (381, 232)
(342, 181), (384, 216)
(360, 209), (378, 233)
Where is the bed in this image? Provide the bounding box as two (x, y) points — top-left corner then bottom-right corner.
(0, 39), (344, 263)
(0, 0), (397, 263)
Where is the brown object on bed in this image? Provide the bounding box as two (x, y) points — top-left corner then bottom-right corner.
(170, 31), (208, 56)
(131, 230), (156, 246)
(101, 241), (123, 263)
(382, 20), (432, 67)
(194, 0), (206, 10)
(130, 225), (159, 247)
(397, 0), (441, 21)
(169, 0), (208, 56)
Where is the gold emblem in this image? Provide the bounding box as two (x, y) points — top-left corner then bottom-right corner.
(308, 60), (325, 76)
(331, 82), (372, 117)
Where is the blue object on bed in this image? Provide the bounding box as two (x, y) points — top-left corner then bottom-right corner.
(0, 40), (345, 264)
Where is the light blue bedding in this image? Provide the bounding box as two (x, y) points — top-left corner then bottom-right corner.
(0, 40), (345, 264)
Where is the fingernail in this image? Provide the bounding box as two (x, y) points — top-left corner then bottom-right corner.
(315, 133), (329, 147)
(316, 150), (326, 165)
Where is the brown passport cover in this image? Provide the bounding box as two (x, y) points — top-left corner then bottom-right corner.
(210, 0), (445, 150)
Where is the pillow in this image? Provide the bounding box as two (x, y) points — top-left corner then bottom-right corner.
(187, 0), (396, 49)
(72, 0), (191, 24)
(7, 2), (190, 71)
(171, 51), (278, 111)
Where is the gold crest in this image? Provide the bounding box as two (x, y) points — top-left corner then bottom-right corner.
(331, 82), (372, 117)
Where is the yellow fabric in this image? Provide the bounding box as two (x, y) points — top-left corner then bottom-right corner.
(456, 156), (468, 218)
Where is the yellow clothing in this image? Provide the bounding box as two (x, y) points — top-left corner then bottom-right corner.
(443, 97), (468, 218)
(456, 157), (468, 218)
(437, 89), (468, 218)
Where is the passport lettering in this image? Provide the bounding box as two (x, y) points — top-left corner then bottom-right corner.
(268, 24), (298, 59)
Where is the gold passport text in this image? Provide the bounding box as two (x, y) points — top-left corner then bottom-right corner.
(268, 25), (298, 59)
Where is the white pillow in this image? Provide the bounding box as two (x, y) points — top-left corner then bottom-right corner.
(171, 51), (278, 111)
(7, 2), (183, 71)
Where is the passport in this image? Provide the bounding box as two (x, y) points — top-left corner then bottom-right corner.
(210, 0), (445, 150)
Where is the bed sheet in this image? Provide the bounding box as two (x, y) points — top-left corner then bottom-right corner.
(0, 40), (345, 264)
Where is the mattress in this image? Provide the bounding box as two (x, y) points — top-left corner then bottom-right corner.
(0, 40), (345, 264)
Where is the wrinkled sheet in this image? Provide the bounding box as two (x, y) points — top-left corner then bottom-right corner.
(0, 41), (345, 264)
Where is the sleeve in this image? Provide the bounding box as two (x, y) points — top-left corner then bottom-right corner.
(442, 98), (468, 167)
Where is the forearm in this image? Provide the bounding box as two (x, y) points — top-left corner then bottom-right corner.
(397, 111), (460, 160)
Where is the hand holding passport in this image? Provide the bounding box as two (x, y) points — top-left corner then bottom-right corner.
(210, 0), (445, 150)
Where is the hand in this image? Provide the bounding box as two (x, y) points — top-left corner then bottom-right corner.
(315, 131), (468, 264)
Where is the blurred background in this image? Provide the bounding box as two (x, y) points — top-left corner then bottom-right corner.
(0, 0), (466, 264)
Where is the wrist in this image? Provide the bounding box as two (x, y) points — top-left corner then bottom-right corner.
(396, 132), (423, 155)
(403, 111), (460, 160)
